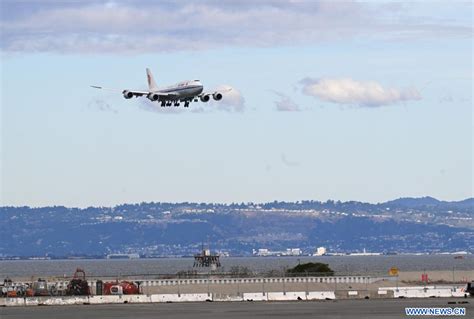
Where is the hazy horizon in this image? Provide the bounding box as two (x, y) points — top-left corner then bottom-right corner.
(1, 195), (472, 209)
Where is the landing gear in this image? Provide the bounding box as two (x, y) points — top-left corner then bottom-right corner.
(160, 99), (193, 108)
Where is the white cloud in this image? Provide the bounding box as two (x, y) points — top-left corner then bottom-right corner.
(210, 85), (245, 113)
(273, 92), (300, 112)
(300, 78), (421, 107)
(1, 1), (471, 54)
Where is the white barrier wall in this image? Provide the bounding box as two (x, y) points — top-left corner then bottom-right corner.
(212, 294), (243, 302)
(379, 286), (468, 298)
(89, 295), (152, 304)
(243, 293), (267, 301)
(395, 288), (451, 298)
(89, 296), (125, 304)
(267, 292), (306, 301)
(307, 291), (336, 300)
(150, 293), (209, 303)
(1, 284), (468, 307)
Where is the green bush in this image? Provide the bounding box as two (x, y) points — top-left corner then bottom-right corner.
(286, 262), (334, 276)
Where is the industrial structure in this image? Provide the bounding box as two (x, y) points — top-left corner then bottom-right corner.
(193, 247), (221, 269)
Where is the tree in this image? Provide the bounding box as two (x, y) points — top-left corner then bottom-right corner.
(286, 262), (334, 276)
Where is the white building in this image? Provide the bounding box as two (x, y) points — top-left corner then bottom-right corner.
(313, 247), (327, 256)
(254, 248), (270, 256)
(285, 248), (302, 256)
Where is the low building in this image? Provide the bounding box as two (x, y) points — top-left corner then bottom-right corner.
(313, 247), (327, 256)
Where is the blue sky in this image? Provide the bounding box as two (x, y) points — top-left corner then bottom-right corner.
(1, 1), (472, 207)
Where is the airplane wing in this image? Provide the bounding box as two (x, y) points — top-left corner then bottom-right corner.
(90, 86), (149, 96)
(200, 87), (233, 96)
(91, 86), (178, 100)
(198, 87), (232, 102)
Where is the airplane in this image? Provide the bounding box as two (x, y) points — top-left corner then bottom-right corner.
(91, 68), (230, 108)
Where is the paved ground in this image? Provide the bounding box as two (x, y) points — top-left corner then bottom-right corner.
(1, 298), (471, 319)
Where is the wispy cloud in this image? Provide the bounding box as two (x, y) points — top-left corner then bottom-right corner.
(1, 1), (471, 54)
(281, 153), (300, 167)
(300, 77), (421, 107)
(210, 85), (245, 113)
(88, 98), (118, 114)
(273, 92), (300, 112)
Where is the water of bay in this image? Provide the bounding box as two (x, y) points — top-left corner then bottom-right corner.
(1, 255), (472, 279)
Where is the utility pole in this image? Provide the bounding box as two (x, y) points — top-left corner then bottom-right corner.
(305, 276), (309, 296)
(207, 273), (210, 297)
(452, 266), (455, 292)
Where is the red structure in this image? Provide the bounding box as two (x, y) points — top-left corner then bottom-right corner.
(421, 273), (428, 282)
(103, 281), (139, 295)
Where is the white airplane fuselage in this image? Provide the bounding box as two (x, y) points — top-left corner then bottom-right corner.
(154, 80), (204, 100)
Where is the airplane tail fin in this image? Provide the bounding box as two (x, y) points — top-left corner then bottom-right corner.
(146, 68), (158, 91)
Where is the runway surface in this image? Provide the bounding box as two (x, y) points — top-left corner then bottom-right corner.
(1, 298), (471, 319)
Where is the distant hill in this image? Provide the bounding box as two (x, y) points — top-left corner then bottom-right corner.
(0, 197), (472, 258)
(384, 196), (473, 209)
(449, 198), (474, 209)
(384, 196), (441, 207)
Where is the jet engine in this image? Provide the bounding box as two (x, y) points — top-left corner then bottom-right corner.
(147, 93), (160, 101)
(200, 94), (211, 102)
(123, 90), (133, 99)
(212, 93), (223, 101)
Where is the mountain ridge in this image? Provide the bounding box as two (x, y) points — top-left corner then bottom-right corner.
(1, 197), (472, 257)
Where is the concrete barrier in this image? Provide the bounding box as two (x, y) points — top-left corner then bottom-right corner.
(394, 288), (451, 298)
(89, 295), (152, 304)
(212, 294), (242, 302)
(150, 293), (209, 303)
(267, 291), (306, 301)
(0, 283), (468, 307)
(41, 297), (89, 306)
(307, 291), (336, 300)
(89, 296), (122, 304)
(379, 285), (467, 298)
(1, 298), (25, 306)
(243, 292), (267, 301)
